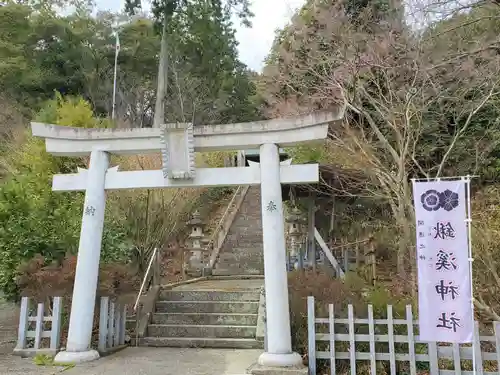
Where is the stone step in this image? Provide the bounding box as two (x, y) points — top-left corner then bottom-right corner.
(224, 241), (264, 249)
(217, 253), (263, 261)
(245, 190), (261, 196)
(152, 312), (258, 326)
(158, 290), (259, 302)
(218, 253), (263, 261)
(223, 238), (263, 245)
(216, 256), (263, 264)
(155, 301), (259, 314)
(212, 268), (263, 276)
(231, 245), (264, 251)
(214, 261), (242, 268)
(139, 336), (263, 349)
(148, 324), (256, 338)
(230, 223), (262, 229)
(227, 233), (263, 237)
(215, 257), (263, 264)
(238, 201), (261, 206)
(227, 218), (261, 224)
(230, 233), (263, 238)
(231, 226), (260, 232)
(214, 263), (263, 271)
(230, 220), (262, 225)
(219, 250), (263, 258)
(126, 319), (136, 331)
(216, 254), (264, 268)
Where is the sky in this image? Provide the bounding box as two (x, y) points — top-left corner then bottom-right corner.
(94, 0), (306, 72)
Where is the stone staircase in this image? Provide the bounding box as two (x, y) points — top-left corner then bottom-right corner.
(139, 283), (263, 349)
(213, 186), (264, 276)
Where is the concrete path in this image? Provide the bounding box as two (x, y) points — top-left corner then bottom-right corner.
(64, 347), (260, 375)
(0, 347), (261, 375)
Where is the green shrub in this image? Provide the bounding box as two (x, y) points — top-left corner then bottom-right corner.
(0, 93), (129, 300)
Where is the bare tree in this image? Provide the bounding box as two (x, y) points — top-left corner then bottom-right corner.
(259, 0), (500, 285)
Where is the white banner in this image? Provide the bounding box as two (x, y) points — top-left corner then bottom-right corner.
(412, 180), (473, 343)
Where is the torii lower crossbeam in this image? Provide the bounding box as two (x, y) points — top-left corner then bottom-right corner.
(51, 164), (319, 192)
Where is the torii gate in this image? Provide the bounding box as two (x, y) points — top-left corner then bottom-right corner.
(30, 111), (343, 368)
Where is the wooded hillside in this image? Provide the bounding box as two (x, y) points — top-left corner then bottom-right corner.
(0, 0), (260, 300)
(258, 0), (500, 325)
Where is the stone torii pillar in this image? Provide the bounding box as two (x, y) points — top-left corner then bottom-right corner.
(258, 143), (302, 367)
(30, 111), (344, 366)
(56, 150), (110, 363)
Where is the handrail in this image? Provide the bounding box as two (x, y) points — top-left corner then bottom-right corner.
(207, 186), (242, 267)
(134, 247), (158, 312)
(314, 228), (345, 279)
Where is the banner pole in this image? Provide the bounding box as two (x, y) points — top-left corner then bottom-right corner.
(411, 175), (479, 182)
(464, 175), (476, 375)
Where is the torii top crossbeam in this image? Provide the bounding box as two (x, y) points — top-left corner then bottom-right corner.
(31, 111), (340, 156)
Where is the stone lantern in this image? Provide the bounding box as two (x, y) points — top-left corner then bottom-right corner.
(186, 210), (205, 276)
(286, 206), (306, 270)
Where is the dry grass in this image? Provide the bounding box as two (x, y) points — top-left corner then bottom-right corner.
(288, 270), (365, 357)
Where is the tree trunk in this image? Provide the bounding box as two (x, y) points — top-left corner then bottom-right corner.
(153, 17), (168, 128)
(395, 202), (415, 292)
(395, 205), (408, 278)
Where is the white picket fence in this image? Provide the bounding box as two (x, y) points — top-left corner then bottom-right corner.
(14, 297), (63, 357)
(307, 296), (500, 375)
(98, 297), (128, 354)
